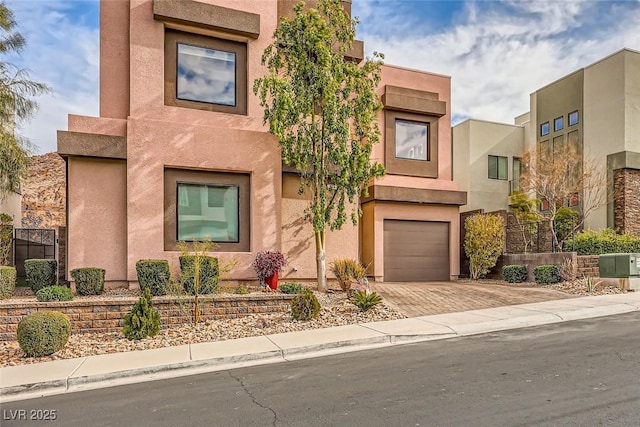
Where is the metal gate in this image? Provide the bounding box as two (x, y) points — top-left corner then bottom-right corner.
(13, 228), (56, 277)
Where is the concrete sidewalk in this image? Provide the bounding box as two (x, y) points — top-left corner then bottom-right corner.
(2, 292), (640, 402)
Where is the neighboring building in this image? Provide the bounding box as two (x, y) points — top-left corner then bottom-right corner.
(21, 153), (66, 229)
(57, 0), (466, 287)
(454, 48), (640, 234)
(0, 190), (21, 228)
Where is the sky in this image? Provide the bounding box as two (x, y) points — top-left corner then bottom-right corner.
(5, 0), (640, 154)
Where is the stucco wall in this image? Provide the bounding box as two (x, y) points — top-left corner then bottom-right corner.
(0, 192), (21, 227)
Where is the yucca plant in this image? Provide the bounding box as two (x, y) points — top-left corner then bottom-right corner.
(350, 290), (382, 312)
(330, 258), (365, 294)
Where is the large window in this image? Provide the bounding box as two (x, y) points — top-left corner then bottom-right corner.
(568, 110), (579, 126)
(164, 30), (247, 115)
(395, 120), (428, 161)
(164, 169), (250, 252)
(488, 155), (508, 180)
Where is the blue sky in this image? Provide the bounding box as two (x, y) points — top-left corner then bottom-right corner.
(6, 0), (640, 154)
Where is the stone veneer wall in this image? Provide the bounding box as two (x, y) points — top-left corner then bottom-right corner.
(577, 255), (599, 278)
(0, 294), (294, 341)
(614, 168), (640, 236)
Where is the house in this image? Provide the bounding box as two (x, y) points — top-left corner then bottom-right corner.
(57, 0), (466, 287)
(453, 48), (640, 235)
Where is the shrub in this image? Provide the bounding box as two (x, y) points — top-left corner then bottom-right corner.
(464, 214), (505, 279)
(554, 207), (579, 250)
(136, 259), (170, 296)
(123, 288), (161, 340)
(179, 255), (219, 295)
(36, 285), (74, 302)
(279, 282), (304, 294)
(534, 265), (561, 285)
(564, 228), (640, 255)
(0, 213), (12, 266)
(350, 290), (382, 312)
(17, 311), (71, 357)
(291, 289), (320, 321)
(71, 268), (105, 296)
(330, 259), (365, 293)
(252, 251), (287, 285)
(24, 259), (57, 292)
(0, 266), (16, 299)
(502, 265), (528, 283)
(559, 257), (577, 281)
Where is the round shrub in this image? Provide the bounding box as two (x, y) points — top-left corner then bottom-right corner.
(534, 264), (561, 285)
(71, 268), (105, 296)
(502, 265), (528, 283)
(36, 285), (74, 302)
(136, 259), (170, 296)
(179, 255), (219, 295)
(279, 282), (304, 294)
(291, 289), (320, 321)
(0, 266), (16, 299)
(24, 259), (57, 292)
(17, 311), (71, 357)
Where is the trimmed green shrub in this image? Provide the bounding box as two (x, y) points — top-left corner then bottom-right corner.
(36, 285), (74, 302)
(136, 259), (170, 296)
(291, 289), (320, 321)
(123, 288), (161, 340)
(179, 255), (219, 295)
(564, 228), (640, 255)
(0, 266), (16, 299)
(17, 311), (71, 357)
(350, 290), (382, 312)
(502, 265), (528, 283)
(279, 282), (304, 294)
(71, 268), (105, 296)
(534, 265), (561, 285)
(24, 259), (57, 292)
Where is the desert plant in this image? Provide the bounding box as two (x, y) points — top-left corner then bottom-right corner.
(179, 255), (219, 295)
(17, 311), (71, 357)
(279, 282), (304, 294)
(290, 288), (320, 321)
(330, 258), (365, 293)
(464, 214), (505, 280)
(123, 288), (161, 340)
(583, 276), (602, 293)
(0, 213), (12, 266)
(534, 265), (561, 285)
(559, 257), (577, 282)
(0, 265), (16, 299)
(136, 259), (170, 296)
(71, 267), (105, 296)
(24, 259), (57, 292)
(350, 290), (382, 312)
(502, 265), (528, 283)
(36, 285), (74, 302)
(252, 251), (287, 285)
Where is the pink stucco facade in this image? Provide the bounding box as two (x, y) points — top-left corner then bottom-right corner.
(59, 0), (465, 286)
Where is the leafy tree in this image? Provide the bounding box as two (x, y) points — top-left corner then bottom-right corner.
(464, 214), (505, 280)
(254, 0), (385, 291)
(0, 3), (49, 198)
(508, 190), (541, 254)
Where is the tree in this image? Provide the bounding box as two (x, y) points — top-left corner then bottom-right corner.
(0, 3), (49, 199)
(254, 0), (385, 291)
(508, 190), (541, 254)
(520, 142), (606, 252)
(464, 214), (505, 280)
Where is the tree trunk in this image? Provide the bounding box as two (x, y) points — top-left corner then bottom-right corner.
(315, 230), (327, 292)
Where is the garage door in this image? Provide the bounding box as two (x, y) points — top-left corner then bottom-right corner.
(384, 220), (450, 281)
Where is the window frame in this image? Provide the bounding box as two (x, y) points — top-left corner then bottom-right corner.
(488, 155), (508, 180)
(385, 110), (438, 178)
(554, 116), (564, 132)
(568, 110), (579, 127)
(164, 168), (250, 252)
(540, 122), (550, 136)
(164, 29), (247, 115)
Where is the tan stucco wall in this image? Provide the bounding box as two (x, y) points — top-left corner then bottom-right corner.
(67, 157), (128, 283)
(624, 50), (640, 153)
(0, 192), (21, 227)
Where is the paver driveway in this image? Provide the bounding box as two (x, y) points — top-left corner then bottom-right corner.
(370, 281), (572, 318)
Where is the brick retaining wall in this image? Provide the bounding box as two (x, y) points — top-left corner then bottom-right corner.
(577, 255), (599, 278)
(0, 294), (294, 341)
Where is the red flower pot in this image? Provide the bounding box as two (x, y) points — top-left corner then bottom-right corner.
(265, 271), (279, 290)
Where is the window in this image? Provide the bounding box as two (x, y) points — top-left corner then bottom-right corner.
(164, 29), (247, 115)
(540, 122), (550, 136)
(568, 110), (579, 126)
(488, 155), (508, 180)
(554, 116), (564, 132)
(395, 120), (428, 161)
(164, 169), (250, 252)
(512, 158), (522, 192)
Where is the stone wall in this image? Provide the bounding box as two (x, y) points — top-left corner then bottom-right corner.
(614, 168), (640, 236)
(0, 294), (294, 341)
(577, 255), (599, 278)
(21, 153), (66, 229)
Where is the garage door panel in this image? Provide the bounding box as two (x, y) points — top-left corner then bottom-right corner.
(385, 242), (449, 257)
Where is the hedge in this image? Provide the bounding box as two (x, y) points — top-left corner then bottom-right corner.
(565, 228), (640, 255)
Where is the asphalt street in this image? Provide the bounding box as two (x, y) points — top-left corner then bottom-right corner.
(3, 312), (640, 426)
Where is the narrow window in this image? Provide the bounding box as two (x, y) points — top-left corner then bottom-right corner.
(512, 158), (522, 192)
(540, 122), (550, 136)
(568, 110), (579, 126)
(554, 116), (564, 132)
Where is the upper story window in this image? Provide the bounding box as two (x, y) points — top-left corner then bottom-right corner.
(164, 30), (247, 115)
(488, 155), (508, 180)
(554, 116), (564, 132)
(540, 122), (550, 136)
(395, 120), (429, 161)
(568, 110), (579, 126)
